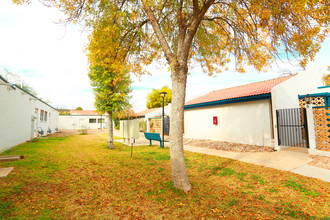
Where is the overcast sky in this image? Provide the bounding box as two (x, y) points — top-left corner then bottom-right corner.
(1, 0), (329, 112)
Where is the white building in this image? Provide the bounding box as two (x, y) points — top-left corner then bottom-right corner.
(0, 75), (59, 152)
(184, 67), (323, 150)
(59, 110), (107, 130)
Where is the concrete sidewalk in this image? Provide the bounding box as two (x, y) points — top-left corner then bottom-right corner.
(114, 131), (329, 182)
(183, 145), (330, 182)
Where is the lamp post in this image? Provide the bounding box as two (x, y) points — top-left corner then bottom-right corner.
(159, 92), (167, 148)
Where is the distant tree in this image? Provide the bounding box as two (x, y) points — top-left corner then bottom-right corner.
(1, 69), (38, 96)
(75, 107), (83, 110)
(146, 86), (172, 109)
(322, 66), (330, 86)
(114, 108), (136, 120)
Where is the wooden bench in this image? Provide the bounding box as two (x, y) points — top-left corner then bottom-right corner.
(144, 132), (168, 147)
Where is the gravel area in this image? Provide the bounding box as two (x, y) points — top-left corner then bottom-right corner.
(308, 155), (330, 170)
(183, 138), (275, 152)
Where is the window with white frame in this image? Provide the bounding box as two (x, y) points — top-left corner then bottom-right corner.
(89, 118), (96, 123)
(40, 110), (44, 121)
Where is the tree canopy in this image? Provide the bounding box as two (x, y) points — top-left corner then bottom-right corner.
(146, 86), (172, 109)
(75, 107), (83, 110)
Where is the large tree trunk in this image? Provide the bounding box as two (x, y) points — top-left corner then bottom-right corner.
(169, 63), (191, 193)
(107, 111), (114, 149)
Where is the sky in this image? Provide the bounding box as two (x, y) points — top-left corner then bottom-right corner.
(0, 0), (329, 112)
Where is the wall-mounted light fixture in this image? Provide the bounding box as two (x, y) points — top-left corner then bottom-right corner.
(305, 94), (311, 107)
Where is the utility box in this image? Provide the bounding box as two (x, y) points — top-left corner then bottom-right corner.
(120, 119), (139, 140)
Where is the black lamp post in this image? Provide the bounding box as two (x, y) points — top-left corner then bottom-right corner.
(160, 92), (167, 148)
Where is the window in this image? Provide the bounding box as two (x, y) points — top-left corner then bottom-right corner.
(40, 110), (44, 121)
(44, 111), (48, 122)
(98, 119), (105, 123)
(89, 119), (96, 123)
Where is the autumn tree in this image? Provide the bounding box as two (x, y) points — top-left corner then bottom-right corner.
(146, 86), (172, 109)
(87, 16), (132, 149)
(32, 0), (329, 192)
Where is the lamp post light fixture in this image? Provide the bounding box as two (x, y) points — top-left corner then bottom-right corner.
(305, 94), (311, 107)
(160, 92), (167, 148)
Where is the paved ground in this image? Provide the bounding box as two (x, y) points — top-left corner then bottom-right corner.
(0, 167), (14, 178)
(291, 165), (330, 182)
(114, 130), (330, 182)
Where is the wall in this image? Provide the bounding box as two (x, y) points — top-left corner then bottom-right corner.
(184, 99), (273, 147)
(271, 67), (323, 110)
(271, 66), (324, 150)
(148, 118), (162, 134)
(145, 104), (171, 132)
(58, 115), (107, 130)
(0, 81), (59, 152)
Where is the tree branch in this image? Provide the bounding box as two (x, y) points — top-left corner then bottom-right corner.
(143, 4), (175, 64)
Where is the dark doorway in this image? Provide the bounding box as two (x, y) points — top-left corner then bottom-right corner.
(276, 108), (309, 148)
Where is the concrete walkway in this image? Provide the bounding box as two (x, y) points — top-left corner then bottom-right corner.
(115, 131), (329, 182)
(0, 167), (14, 178)
(183, 145), (330, 182)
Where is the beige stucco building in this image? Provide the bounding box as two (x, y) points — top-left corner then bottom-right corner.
(184, 67), (324, 150)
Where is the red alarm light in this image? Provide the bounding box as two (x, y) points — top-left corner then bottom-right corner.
(213, 116), (218, 125)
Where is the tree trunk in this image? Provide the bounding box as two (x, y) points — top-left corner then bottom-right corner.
(169, 63), (191, 193)
(107, 111), (114, 149)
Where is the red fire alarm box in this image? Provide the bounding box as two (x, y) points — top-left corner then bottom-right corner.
(213, 116), (218, 125)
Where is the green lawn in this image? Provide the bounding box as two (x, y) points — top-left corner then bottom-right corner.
(0, 133), (329, 219)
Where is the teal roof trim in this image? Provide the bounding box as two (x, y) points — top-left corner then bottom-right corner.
(313, 106), (330, 109)
(318, 85), (330, 89)
(298, 93), (330, 99)
(0, 74), (16, 89)
(0, 74), (10, 83)
(184, 93), (271, 109)
(12, 84), (58, 111)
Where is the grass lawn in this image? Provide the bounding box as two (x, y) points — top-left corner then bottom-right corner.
(0, 133), (329, 219)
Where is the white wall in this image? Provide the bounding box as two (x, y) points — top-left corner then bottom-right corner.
(271, 66), (324, 150)
(271, 66), (323, 110)
(0, 81), (59, 152)
(184, 99), (274, 147)
(59, 115), (107, 130)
